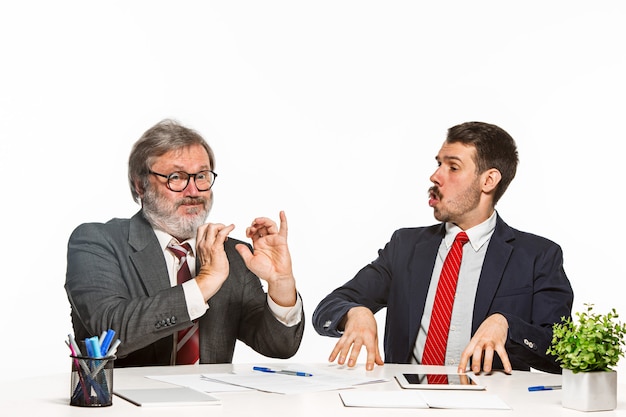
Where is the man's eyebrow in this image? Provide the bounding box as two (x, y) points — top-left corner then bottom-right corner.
(440, 155), (463, 163)
(166, 163), (211, 171)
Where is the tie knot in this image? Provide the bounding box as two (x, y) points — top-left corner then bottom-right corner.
(168, 242), (193, 261)
(455, 231), (469, 245)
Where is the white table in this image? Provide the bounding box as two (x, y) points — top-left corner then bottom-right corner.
(2, 363), (625, 416)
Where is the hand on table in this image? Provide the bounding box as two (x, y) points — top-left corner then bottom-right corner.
(328, 306), (384, 371)
(458, 313), (512, 374)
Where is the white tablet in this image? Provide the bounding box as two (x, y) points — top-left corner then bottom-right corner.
(395, 372), (485, 390)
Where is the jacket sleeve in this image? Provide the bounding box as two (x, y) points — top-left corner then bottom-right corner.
(64, 221), (190, 359)
(221, 239), (305, 360)
(489, 237), (573, 373)
(312, 232), (399, 337)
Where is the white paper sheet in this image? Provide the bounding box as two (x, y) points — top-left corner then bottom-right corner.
(147, 374), (252, 393)
(340, 391), (429, 408)
(114, 387), (221, 407)
(201, 364), (388, 395)
(339, 390), (511, 410)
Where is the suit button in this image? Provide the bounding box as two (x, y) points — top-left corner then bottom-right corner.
(524, 338), (536, 349)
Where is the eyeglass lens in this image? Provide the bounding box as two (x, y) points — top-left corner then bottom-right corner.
(168, 171), (216, 191)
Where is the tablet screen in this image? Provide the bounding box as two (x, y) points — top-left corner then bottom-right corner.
(403, 373), (477, 386)
(395, 372), (485, 390)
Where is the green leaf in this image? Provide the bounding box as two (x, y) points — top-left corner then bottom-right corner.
(548, 303), (626, 373)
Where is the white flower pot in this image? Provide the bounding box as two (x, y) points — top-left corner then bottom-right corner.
(561, 368), (617, 412)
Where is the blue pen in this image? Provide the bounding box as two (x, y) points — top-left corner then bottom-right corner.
(106, 339), (122, 357)
(528, 385), (561, 391)
(100, 329), (116, 356)
(84, 338), (94, 357)
(89, 336), (102, 358)
(253, 366), (313, 377)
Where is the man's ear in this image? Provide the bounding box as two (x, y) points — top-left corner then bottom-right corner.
(482, 168), (502, 194)
(134, 178), (145, 199)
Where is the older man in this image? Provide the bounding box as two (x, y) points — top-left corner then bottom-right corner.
(66, 119), (303, 366)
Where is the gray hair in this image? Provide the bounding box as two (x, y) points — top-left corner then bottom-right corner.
(128, 119), (216, 203)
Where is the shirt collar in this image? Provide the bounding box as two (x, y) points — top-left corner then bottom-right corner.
(153, 228), (196, 256)
(444, 210), (497, 251)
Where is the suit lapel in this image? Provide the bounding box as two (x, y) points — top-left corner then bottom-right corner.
(407, 225), (444, 354)
(472, 215), (515, 331)
(128, 211), (171, 295)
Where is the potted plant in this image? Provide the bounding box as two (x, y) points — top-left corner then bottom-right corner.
(547, 303), (626, 411)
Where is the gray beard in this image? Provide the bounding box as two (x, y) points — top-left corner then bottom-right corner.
(141, 187), (212, 240)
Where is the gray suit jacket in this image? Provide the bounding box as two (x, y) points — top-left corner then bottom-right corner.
(65, 211), (304, 367)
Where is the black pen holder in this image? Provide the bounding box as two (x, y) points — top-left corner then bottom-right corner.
(69, 354), (116, 407)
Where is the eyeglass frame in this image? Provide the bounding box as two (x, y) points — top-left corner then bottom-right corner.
(148, 169), (218, 192)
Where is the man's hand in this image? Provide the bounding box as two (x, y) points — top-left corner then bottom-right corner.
(328, 306), (384, 371)
(194, 222), (235, 300)
(235, 211), (297, 307)
(458, 313), (512, 374)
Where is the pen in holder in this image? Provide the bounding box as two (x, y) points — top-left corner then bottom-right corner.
(68, 335), (117, 407)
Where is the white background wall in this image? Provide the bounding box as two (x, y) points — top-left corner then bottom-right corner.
(1, 1), (625, 381)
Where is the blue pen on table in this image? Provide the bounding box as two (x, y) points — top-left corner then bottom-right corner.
(528, 385), (562, 391)
(253, 366), (313, 377)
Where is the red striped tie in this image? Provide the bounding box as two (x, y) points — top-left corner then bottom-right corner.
(168, 242), (200, 365)
(422, 231), (469, 383)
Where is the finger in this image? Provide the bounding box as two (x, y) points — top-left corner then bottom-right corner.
(196, 223), (209, 243)
(328, 341), (342, 363)
(234, 243), (253, 264)
(208, 224), (234, 245)
(365, 344), (377, 371)
(496, 345), (513, 374)
(471, 345), (485, 374)
(457, 348), (471, 373)
(375, 349), (384, 366)
(481, 347), (494, 373)
(278, 210), (288, 238)
(246, 220), (276, 238)
(348, 340), (363, 367)
(197, 223), (225, 244)
(329, 337), (350, 364)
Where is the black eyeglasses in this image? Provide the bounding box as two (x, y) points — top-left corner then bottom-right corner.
(149, 170), (218, 192)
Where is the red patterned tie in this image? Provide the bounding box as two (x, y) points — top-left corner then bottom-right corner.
(168, 242), (200, 365)
(422, 231), (469, 383)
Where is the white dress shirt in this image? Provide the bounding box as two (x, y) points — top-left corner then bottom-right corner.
(413, 210), (497, 367)
(153, 229), (302, 326)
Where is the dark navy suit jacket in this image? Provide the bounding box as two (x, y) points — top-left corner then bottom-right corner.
(313, 215), (573, 373)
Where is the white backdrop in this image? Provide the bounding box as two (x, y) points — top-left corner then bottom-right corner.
(1, 1), (625, 381)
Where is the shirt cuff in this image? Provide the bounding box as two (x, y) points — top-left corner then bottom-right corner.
(182, 280), (209, 320)
(267, 293), (303, 326)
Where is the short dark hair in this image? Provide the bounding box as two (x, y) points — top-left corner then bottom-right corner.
(446, 121), (518, 204)
(128, 119), (216, 203)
